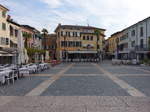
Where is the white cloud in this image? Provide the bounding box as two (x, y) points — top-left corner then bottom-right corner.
(40, 0), (62, 8)
(1, 0), (150, 37)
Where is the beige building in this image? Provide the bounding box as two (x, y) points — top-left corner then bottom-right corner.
(55, 24), (106, 61)
(7, 17), (20, 49)
(0, 4), (23, 64)
(0, 4), (9, 48)
(107, 31), (123, 59)
(0, 4), (12, 64)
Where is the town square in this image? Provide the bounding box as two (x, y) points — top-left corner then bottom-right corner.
(0, 0), (150, 112)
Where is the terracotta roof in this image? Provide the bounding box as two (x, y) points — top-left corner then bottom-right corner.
(7, 19), (20, 27)
(0, 4), (9, 11)
(111, 31), (122, 37)
(21, 25), (40, 33)
(55, 24), (106, 32)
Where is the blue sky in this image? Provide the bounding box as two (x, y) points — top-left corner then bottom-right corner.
(1, 0), (150, 38)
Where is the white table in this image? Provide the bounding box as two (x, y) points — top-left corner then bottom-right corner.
(19, 67), (30, 76)
(0, 70), (13, 84)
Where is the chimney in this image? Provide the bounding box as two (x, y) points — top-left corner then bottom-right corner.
(7, 15), (11, 20)
(58, 23), (61, 26)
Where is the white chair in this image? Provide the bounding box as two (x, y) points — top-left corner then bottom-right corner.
(0, 74), (5, 85)
(19, 68), (30, 78)
(13, 69), (18, 80)
(6, 71), (15, 85)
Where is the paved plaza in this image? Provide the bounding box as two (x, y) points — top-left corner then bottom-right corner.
(0, 61), (150, 112)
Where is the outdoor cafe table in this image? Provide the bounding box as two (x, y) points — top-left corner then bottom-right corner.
(39, 63), (49, 70)
(0, 70), (13, 84)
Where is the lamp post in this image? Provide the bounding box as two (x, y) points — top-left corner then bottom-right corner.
(116, 38), (119, 59)
(94, 29), (100, 62)
(63, 35), (67, 62)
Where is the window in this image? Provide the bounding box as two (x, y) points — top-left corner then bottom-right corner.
(75, 32), (77, 37)
(87, 36), (89, 40)
(140, 39), (144, 48)
(0, 38), (5, 45)
(83, 36), (85, 40)
(91, 36), (93, 40)
(73, 32), (75, 37)
(70, 41), (73, 47)
(0, 37), (9, 45)
(126, 33), (128, 37)
(6, 38), (9, 45)
(131, 41), (135, 47)
(61, 31), (63, 36)
(58, 32), (60, 37)
(61, 41), (64, 47)
(73, 42), (76, 47)
(66, 32), (68, 36)
(2, 23), (6, 30)
(76, 42), (79, 47)
(97, 45), (100, 49)
(2, 11), (6, 18)
(15, 29), (18, 37)
(68, 41), (71, 47)
(10, 26), (13, 36)
(64, 41), (67, 47)
(140, 27), (144, 37)
(131, 30), (135, 36)
(68, 32), (70, 37)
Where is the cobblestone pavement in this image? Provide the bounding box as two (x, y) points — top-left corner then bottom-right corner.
(0, 61), (150, 112)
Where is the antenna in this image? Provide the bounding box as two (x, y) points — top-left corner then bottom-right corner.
(87, 19), (89, 26)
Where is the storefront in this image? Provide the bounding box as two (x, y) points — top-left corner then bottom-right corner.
(64, 50), (99, 62)
(0, 48), (18, 64)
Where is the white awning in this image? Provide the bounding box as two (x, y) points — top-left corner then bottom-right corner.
(0, 51), (15, 56)
(68, 51), (98, 54)
(0, 53), (14, 56)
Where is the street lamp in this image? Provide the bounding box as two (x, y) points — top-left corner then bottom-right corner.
(63, 35), (67, 62)
(116, 38), (119, 59)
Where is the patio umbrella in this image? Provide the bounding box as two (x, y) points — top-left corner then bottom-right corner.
(24, 49), (29, 64)
(21, 50), (25, 64)
(17, 30), (25, 64)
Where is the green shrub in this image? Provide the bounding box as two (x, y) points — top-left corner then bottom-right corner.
(141, 58), (150, 65)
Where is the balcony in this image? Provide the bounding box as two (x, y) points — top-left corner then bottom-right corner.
(135, 45), (150, 51)
(119, 48), (130, 54)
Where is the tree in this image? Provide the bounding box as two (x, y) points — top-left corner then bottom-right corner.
(26, 48), (46, 63)
(41, 28), (48, 50)
(41, 28), (48, 38)
(94, 29), (101, 50)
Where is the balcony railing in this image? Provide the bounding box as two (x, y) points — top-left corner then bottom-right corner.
(119, 44), (150, 52)
(135, 45), (150, 51)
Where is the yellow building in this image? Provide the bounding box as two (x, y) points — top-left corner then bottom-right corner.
(0, 4), (9, 48)
(108, 31), (123, 58)
(55, 24), (106, 61)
